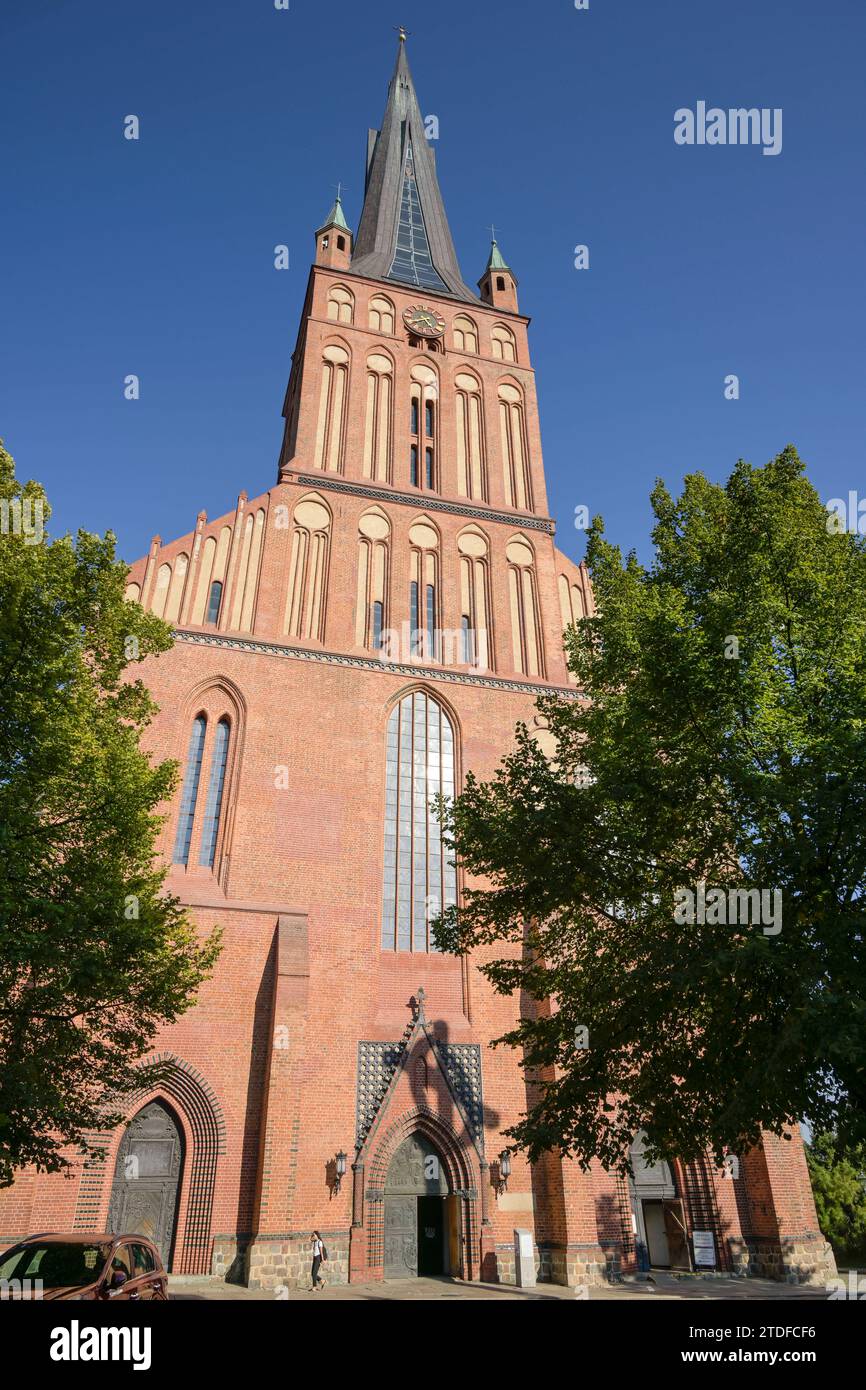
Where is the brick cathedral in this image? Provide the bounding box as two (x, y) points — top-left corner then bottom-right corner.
(0, 37), (833, 1290)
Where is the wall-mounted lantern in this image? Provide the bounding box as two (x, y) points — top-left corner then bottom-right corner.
(334, 1150), (347, 1195)
(498, 1150), (512, 1194)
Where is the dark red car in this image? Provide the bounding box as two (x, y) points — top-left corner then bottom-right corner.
(0, 1232), (168, 1300)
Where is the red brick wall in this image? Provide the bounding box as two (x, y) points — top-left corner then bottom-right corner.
(0, 254), (830, 1288)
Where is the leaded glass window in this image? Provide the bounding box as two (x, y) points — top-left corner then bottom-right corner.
(387, 140), (448, 292)
(206, 580), (223, 625)
(199, 718), (230, 868)
(173, 716), (206, 865)
(381, 691), (457, 952)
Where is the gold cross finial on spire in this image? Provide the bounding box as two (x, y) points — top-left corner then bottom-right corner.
(396, 25), (409, 42)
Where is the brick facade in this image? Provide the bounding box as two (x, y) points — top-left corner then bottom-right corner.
(0, 38), (834, 1291)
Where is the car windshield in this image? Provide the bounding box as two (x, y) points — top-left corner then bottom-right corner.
(0, 1241), (112, 1289)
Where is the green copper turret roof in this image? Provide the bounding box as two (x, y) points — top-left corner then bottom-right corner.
(485, 238), (510, 271)
(317, 192), (351, 235)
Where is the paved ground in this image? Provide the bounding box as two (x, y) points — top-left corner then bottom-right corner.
(169, 1272), (834, 1302)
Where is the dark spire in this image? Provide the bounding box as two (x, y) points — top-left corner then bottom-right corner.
(351, 39), (477, 303)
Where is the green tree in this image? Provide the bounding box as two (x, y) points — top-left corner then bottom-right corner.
(436, 447), (866, 1172)
(806, 1133), (866, 1260)
(0, 442), (220, 1185)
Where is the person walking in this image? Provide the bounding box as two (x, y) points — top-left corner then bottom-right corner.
(310, 1231), (325, 1291)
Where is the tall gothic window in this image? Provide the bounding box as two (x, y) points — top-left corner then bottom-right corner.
(506, 536), (544, 677)
(284, 495), (331, 640)
(363, 353), (393, 482)
(558, 573), (589, 686)
(314, 344), (349, 472)
(458, 528), (493, 671)
(355, 509), (390, 650)
(173, 715), (207, 865)
(151, 563), (171, 618)
(163, 553), (189, 624)
(206, 580), (223, 625)
(381, 691), (458, 952)
(408, 520), (439, 661)
(190, 525), (232, 625)
(409, 363), (438, 491)
(199, 718), (230, 867)
(498, 382), (532, 509)
(455, 372), (486, 500)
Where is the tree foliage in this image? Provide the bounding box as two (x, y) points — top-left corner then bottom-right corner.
(0, 441), (220, 1185)
(436, 448), (866, 1172)
(806, 1133), (866, 1259)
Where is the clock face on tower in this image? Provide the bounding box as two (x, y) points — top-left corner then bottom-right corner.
(402, 304), (446, 338)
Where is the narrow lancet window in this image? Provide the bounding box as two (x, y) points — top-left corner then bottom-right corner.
(173, 716), (207, 865)
(199, 718), (230, 868)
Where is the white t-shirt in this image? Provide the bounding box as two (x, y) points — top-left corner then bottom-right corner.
(312, 1239), (323, 1258)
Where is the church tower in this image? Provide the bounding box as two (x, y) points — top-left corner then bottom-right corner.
(0, 37), (832, 1292)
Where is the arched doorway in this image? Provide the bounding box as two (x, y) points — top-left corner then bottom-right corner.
(384, 1132), (455, 1279)
(108, 1101), (184, 1271)
(629, 1131), (689, 1271)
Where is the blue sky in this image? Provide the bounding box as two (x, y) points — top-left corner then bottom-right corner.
(1, 0), (863, 568)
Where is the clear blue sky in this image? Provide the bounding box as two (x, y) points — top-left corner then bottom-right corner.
(1, 0), (863, 568)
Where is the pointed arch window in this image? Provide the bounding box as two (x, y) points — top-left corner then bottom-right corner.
(369, 295), (395, 334)
(164, 553), (189, 624)
(506, 537), (544, 677)
(355, 510), (390, 651)
(558, 573), (589, 686)
(492, 324), (517, 363)
(458, 529), (493, 671)
(151, 563), (171, 618)
(206, 580), (223, 625)
(453, 315), (478, 353)
(190, 525), (232, 626)
(498, 383), (532, 510)
(363, 353), (393, 483)
(408, 521), (439, 661)
(326, 285), (354, 324)
(314, 345), (349, 473)
(173, 715), (207, 865)
(229, 508), (266, 633)
(285, 495), (331, 640)
(410, 364), (438, 492)
(199, 718), (230, 867)
(455, 372), (487, 501)
(382, 690), (458, 952)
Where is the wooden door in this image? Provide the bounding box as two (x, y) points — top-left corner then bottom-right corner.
(663, 1199), (692, 1270)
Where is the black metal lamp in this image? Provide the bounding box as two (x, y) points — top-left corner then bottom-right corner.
(334, 1150), (347, 1194)
(498, 1149), (511, 1194)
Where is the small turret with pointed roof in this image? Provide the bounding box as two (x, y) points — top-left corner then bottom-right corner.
(315, 189), (353, 271)
(479, 236), (519, 313)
